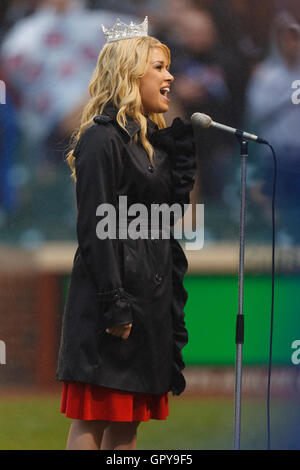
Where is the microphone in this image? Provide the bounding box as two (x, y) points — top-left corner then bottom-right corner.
(191, 112), (269, 145)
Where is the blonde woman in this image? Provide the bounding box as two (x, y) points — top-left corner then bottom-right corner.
(56, 17), (197, 450)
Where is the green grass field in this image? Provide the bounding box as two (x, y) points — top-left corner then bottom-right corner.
(0, 394), (299, 450)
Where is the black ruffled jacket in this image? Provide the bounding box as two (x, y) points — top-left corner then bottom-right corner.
(56, 102), (196, 396)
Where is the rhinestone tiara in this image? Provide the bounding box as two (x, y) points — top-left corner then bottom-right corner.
(102, 16), (148, 43)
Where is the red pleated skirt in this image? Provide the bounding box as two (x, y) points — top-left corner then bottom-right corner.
(60, 381), (169, 422)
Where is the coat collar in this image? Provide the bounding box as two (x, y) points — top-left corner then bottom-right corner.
(95, 101), (158, 138)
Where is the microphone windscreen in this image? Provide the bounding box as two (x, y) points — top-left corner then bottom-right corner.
(191, 113), (212, 128)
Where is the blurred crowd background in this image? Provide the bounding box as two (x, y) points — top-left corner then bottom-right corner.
(0, 1), (300, 450)
(0, 0), (300, 246)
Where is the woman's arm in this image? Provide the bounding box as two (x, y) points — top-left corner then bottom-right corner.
(149, 118), (197, 207)
(74, 124), (133, 331)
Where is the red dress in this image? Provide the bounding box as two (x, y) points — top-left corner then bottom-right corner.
(60, 381), (169, 422)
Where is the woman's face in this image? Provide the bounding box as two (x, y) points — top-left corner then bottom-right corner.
(139, 47), (174, 115)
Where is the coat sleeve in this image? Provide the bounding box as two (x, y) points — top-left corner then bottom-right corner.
(74, 124), (133, 329)
(149, 118), (197, 208)
(149, 119), (196, 395)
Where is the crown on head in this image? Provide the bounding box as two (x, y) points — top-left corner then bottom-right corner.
(102, 16), (148, 43)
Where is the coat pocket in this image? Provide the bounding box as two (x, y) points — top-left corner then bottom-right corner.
(97, 319), (139, 364)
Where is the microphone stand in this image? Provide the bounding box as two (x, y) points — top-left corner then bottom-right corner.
(234, 136), (247, 450)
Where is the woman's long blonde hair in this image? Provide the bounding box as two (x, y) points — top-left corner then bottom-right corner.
(66, 36), (171, 181)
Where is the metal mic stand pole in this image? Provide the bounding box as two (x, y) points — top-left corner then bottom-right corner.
(234, 136), (248, 450)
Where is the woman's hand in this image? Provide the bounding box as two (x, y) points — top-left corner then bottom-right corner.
(149, 117), (195, 155)
(106, 323), (132, 340)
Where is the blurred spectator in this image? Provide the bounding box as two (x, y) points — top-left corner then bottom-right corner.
(1, 0), (114, 146)
(88, 0), (158, 16)
(155, 4), (243, 204)
(0, 78), (20, 226)
(246, 12), (300, 244)
(0, 0), (136, 243)
(0, 0), (39, 44)
(228, 0), (275, 59)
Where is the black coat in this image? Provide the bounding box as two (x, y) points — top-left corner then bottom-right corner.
(56, 102), (196, 396)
